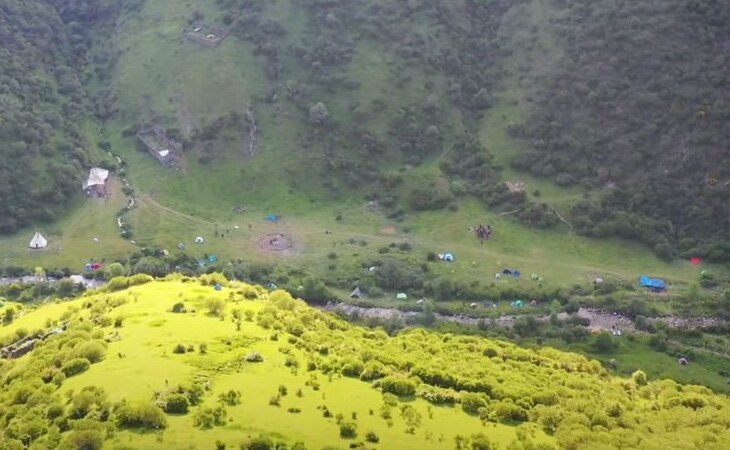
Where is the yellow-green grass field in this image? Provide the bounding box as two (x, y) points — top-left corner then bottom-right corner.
(2, 278), (729, 450)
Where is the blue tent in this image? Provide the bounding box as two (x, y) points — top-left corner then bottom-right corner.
(265, 214), (280, 223)
(640, 275), (666, 290)
(208, 255), (219, 263)
(502, 268), (521, 278)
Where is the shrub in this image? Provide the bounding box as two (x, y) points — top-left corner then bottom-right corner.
(359, 361), (387, 381)
(341, 360), (365, 377)
(245, 352), (264, 362)
(171, 302), (186, 313)
(591, 332), (617, 353)
(219, 390), (242, 406)
(106, 277), (129, 292)
(460, 392), (487, 415)
(470, 433), (492, 450)
(284, 355), (299, 368)
(163, 393), (190, 414)
(64, 429), (104, 450)
(287, 407), (302, 413)
(365, 431), (379, 443)
(115, 402), (168, 429)
(73, 341), (107, 363)
(62, 358), (90, 377)
(194, 405), (227, 428)
(339, 421), (357, 438)
(206, 298), (226, 316)
(489, 401), (528, 423)
(632, 370), (648, 386)
(241, 436), (273, 450)
(128, 273), (154, 286)
(172, 344), (187, 354)
(378, 376), (416, 396)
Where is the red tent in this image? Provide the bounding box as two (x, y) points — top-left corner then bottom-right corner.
(690, 257), (702, 265)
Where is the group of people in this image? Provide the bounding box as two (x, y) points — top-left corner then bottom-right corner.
(473, 224), (493, 242)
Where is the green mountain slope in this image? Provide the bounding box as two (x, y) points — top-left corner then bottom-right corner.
(2, 0), (729, 265)
(1, 278), (729, 449)
(511, 0), (730, 261)
(0, 0), (94, 233)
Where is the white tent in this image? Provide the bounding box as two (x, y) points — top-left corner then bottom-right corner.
(82, 167), (109, 190)
(194, 236), (205, 244)
(29, 232), (48, 249)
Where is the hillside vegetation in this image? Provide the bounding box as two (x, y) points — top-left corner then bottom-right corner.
(0, 0), (93, 233)
(511, 0), (730, 261)
(2, 0), (729, 263)
(0, 278), (729, 450)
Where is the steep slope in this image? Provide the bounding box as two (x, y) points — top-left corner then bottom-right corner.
(0, 278), (729, 449)
(0, 0), (95, 233)
(511, 0), (730, 260)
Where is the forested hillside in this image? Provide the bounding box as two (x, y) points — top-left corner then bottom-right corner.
(0, 1), (91, 233)
(1, 0), (728, 264)
(511, 0), (730, 261)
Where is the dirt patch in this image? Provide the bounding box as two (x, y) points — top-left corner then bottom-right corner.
(259, 233), (293, 252)
(379, 227), (397, 236)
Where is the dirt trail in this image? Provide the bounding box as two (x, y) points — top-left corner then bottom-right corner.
(138, 195), (217, 226)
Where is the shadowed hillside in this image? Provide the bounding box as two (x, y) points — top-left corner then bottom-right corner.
(510, 0), (730, 261)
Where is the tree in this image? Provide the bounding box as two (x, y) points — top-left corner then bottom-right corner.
(301, 276), (329, 302)
(632, 370), (648, 386)
(470, 433), (492, 450)
(105, 262), (126, 279)
(591, 332), (617, 353)
(34, 266), (46, 280)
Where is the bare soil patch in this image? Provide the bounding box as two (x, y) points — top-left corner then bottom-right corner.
(379, 227), (397, 236)
(259, 233), (293, 252)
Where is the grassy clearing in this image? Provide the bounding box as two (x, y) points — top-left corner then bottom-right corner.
(550, 339), (730, 394)
(0, 181), (133, 269)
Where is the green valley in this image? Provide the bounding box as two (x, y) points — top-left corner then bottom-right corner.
(0, 1), (729, 448)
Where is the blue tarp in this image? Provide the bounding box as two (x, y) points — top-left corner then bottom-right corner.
(640, 275), (666, 290)
(265, 214), (280, 222)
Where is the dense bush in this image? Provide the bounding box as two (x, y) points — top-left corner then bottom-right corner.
(378, 376), (416, 397)
(194, 405), (227, 428)
(114, 402), (167, 429)
(162, 393), (190, 414)
(62, 358), (90, 377)
(339, 421), (357, 438)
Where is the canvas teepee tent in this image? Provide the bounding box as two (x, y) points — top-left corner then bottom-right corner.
(29, 232), (48, 249)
